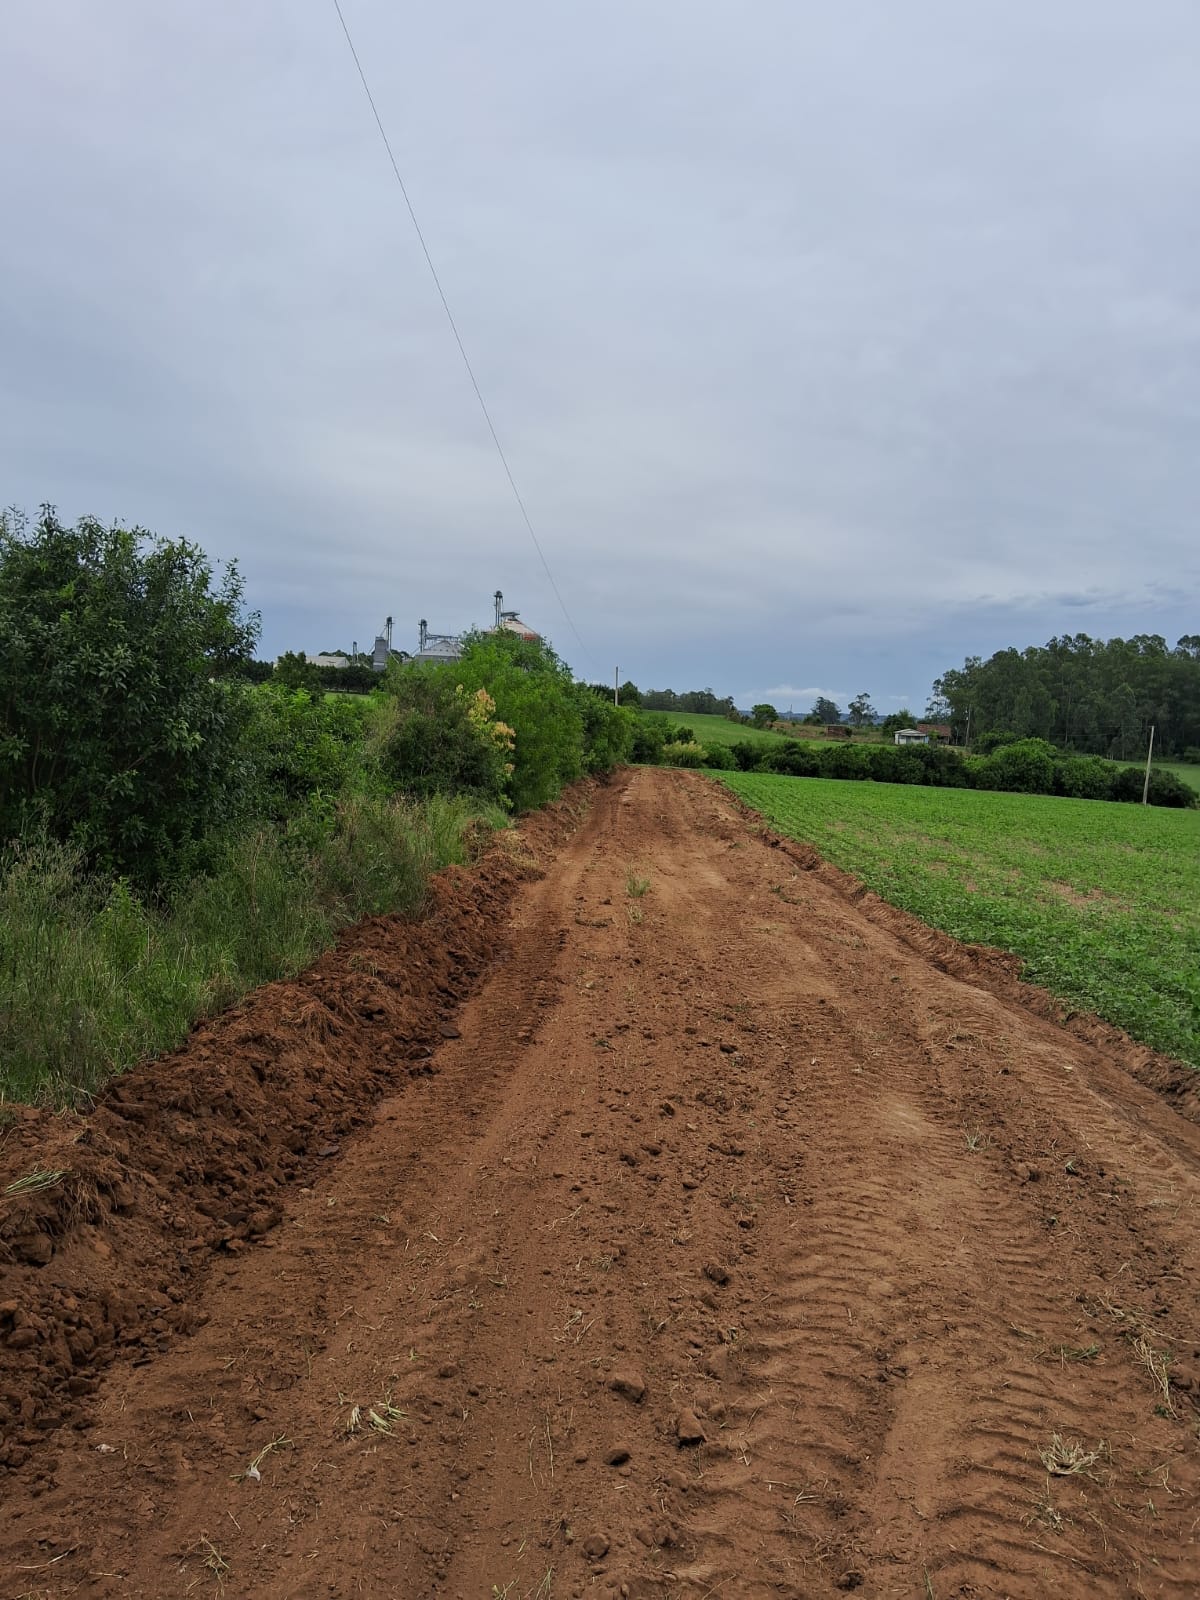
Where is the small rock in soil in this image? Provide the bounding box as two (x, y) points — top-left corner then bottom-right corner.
(582, 1535), (610, 1560)
(674, 1408), (707, 1446)
(703, 1262), (730, 1286)
(608, 1369), (647, 1404)
(603, 1443), (632, 1466)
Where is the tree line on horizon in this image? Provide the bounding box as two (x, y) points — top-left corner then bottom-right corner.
(930, 634), (1200, 760)
(623, 631), (1200, 762)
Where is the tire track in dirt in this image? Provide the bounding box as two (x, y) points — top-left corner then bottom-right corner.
(2, 768), (1198, 1600)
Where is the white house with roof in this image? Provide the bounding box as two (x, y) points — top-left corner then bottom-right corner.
(894, 726), (930, 745)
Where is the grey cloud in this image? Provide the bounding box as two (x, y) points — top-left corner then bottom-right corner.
(2, 0), (1196, 703)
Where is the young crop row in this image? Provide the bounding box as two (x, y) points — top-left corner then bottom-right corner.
(720, 772), (1200, 1070)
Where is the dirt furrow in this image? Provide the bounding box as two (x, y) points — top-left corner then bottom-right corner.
(2, 768), (1197, 1599)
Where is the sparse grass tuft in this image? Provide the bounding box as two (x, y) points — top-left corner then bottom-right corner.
(1026, 1489), (1065, 1531)
(1132, 1335), (1174, 1415)
(197, 1536), (231, 1587)
(342, 1393), (407, 1436)
(3, 1167), (67, 1196)
(235, 1433), (292, 1482)
(1039, 1434), (1100, 1476)
(625, 870), (650, 898)
(1051, 1343), (1101, 1364)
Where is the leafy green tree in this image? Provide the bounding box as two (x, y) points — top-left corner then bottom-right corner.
(442, 630), (585, 811)
(642, 687), (737, 716)
(576, 688), (635, 772)
(0, 506), (258, 883)
(232, 657), (275, 684)
(932, 633), (1200, 758)
(751, 703), (778, 728)
(811, 696), (841, 724)
(847, 691), (876, 728)
(881, 709), (918, 735)
(275, 650), (322, 692)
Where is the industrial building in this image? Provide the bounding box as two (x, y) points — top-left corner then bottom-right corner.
(377, 591), (538, 670)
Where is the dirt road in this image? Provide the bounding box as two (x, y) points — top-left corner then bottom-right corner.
(3, 768), (1198, 1599)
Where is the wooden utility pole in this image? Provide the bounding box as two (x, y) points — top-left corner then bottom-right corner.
(1142, 724), (1155, 805)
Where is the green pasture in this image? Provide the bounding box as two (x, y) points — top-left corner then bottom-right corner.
(639, 710), (882, 749)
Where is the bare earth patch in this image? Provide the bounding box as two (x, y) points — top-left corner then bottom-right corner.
(1, 769), (1197, 1599)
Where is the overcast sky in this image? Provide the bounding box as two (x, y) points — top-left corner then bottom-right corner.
(3, 2), (1197, 711)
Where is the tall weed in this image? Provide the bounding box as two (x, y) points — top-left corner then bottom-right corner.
(0, 796), (489, 1104)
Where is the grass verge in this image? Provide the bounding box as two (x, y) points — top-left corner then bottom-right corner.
(0, 793), (502, 1105)
(719, 772), (1200, 1070)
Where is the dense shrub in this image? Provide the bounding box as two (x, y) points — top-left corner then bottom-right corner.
(380, 668), (511, 805)
(913, 744), (972, 787)
(0, 507), (257, 885)
(577, 690), (636, 773)
(244, 686), (382, 827)
(630, 720), (666, 764)
(822, 743), (870, 780)
(661, 740), (708, 768)
(1147, 769), (1199, 807)
(700, 743), (737, 770)
(0, 506), (627, 1102)
(864, 746), (925, 785)
(726, 732), (1193, 809)
(382, 633), (629, 811)
(728, 741), (764, 772)
(760, 743), (822, 777)
(1054, 754), (1113, 801)
(446, 632), (584, 811)
(1109, 764), (1196, 808)
(973, 729), (1020, 755)
(973, 738), (1057, 794)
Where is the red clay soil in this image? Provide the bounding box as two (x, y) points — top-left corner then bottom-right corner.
(2, 768), (1198, 1599)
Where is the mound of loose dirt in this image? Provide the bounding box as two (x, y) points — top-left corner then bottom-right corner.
(0, 788), (592, 1470)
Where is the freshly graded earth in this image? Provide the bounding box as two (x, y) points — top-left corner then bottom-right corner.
(2, 768), (1197, 1599)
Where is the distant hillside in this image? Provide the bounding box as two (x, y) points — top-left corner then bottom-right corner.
(638, 711), (793, 748)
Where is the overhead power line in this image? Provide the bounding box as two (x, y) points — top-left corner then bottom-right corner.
(330, 0), (588, 660)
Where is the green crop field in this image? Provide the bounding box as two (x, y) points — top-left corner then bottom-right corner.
(720, 772), (1200, 1070)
